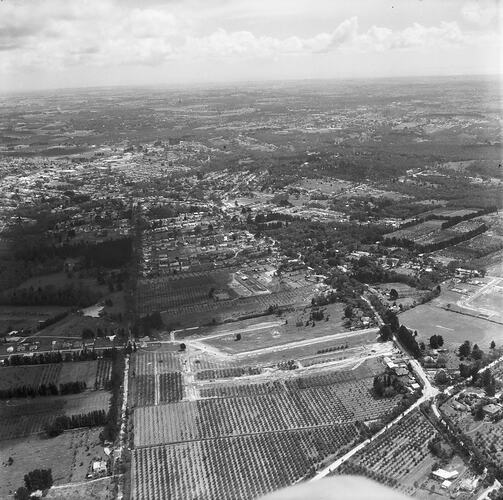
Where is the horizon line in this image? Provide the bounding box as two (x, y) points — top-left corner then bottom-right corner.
(1, 72), (501, 97)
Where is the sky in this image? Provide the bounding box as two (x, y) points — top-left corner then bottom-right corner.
(0, 0), (501, 92)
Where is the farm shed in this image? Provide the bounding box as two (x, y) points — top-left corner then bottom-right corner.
(432, 469), (458, 481)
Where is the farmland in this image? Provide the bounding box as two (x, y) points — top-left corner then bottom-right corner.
(334, 410), (469, 499)
(0, 390), (110, 440)
(136, 271), (237, 315)
(130, 365), (183, 407)
(0, 364), (62, 391)
(134, 366), (404, 447)
(0, 359), (111, 393)
(384, 218), (488, 251)
(133, 351), (182, 376)
(132, 424), (359, 500)
(160, 285), (316, 328)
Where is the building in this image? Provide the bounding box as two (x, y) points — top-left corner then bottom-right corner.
(432, 469), (458, 482)
(482, 403), (502, 417)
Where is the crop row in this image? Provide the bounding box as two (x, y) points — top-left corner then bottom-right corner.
(95, 359), (112, 389)
(199, 366), (382, 399)
(134, 379), (399, 447)
(195, 366), (261, 381)
(133, 351), (182, 376)
(344, 411), (436, 480)
(159, 372), (183, 403)
(132, 424), (360, 499)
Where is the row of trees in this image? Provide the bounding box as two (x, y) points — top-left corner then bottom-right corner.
(45, 410), (107, 437)
(0, 381), (86, 400)
(0, 282), (101, 308)
(4, 349), (98, 366)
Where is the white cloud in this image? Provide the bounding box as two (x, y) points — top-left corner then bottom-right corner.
(0, 0), (497, 85)
(461, 0), (502, 27)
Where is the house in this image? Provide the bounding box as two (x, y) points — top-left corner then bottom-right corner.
(432, 469), (458, 482)
(482, 403), (502, 417)
(92, 460), (107, 474)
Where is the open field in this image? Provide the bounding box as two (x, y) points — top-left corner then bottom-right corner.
(0, 364), (62, 391)
(0, 391), (110, 440)
(0, 428), (107, 498)
(463, 278), (503, 322)
(132, 424), (360, 500)
(45, 478), (115, 500)
(32, 312), (115, 339)
(186, 328), (379, 368)
(194, 304), (350, 355)
(0, 305), (69, 334)
(59, 360), (99, 388)
(399, 303), (503, 350)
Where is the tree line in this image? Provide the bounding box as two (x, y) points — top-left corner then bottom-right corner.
(45, 409), (107, 437)
(0, 282), (101, 307)
(0, 381), (86, 400)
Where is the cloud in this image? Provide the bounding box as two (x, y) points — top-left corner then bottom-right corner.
(0, 0), (491, 79)
(461, 0), (502, 27)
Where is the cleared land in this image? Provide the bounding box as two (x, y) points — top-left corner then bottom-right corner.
(193, 304), (351, 355)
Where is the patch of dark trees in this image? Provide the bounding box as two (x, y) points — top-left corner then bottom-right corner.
(373, 370), (405, 397)
(45, 410), (107, 437)
(3, 348), (116, 366)
(14, 469), (53, 499)
(0, 381), (86, 400)
(13, 237), (133, 269)
(0, 282), (101, 307)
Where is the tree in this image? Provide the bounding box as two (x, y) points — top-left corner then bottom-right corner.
(490, 340), (496, 350)
(384, 310), (400, 332)
(472, 344), (483, 360)
(14, 487), (30, 500)
(389, 288), (399, 301)
(179, 343), (186, 352)
(429, 335), (444, 349)
(344, 305), (353, 319)
(379, 324), (393, 342)
(235, 333), (241, 341)
(434, 369), (448, 385)
(24, 469), (53, 492)
(458, 341), (471, 358)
